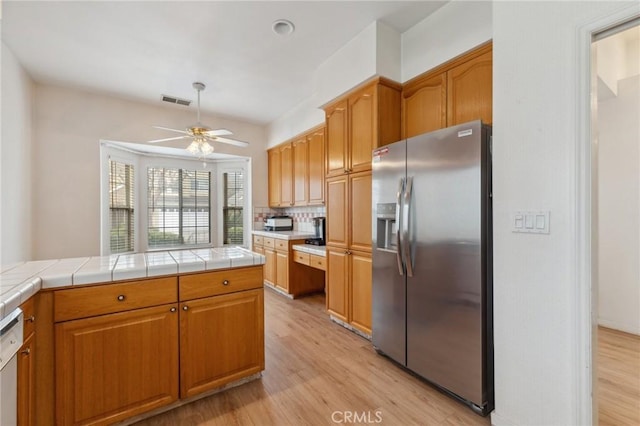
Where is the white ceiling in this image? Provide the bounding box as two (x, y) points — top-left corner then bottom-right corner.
(2, 1), (447, 125)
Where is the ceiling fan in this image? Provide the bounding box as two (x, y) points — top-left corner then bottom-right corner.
(148, 82), (249, 156)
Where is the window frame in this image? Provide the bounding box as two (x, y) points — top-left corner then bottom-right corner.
(101, 143), (252, 255)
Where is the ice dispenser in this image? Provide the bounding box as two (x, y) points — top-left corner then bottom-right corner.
(376, 203), (398, 252)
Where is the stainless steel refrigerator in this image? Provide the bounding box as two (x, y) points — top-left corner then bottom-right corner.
(372, 120), (493, 415)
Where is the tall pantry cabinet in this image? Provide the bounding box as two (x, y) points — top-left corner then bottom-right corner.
(324, 77), (401, 336)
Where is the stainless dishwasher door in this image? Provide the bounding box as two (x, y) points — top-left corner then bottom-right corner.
(0, 307), (24, 426)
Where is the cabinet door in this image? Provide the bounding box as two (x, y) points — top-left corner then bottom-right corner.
(326, 175), (348, 248)
(280, 143), (294, 207)
(275, 251), (289, 292)
(55, 304), (179, 426)
(307, 128), (325, 205)
(17, 333), (35, 426)
(179, 289), (264, 398)
(326, 247), (349, 322)
(349, 171), (372, 252)
(350, 251), (372, 335)
(447, 50), (493, 126)
(325, 100), (348, 177)
(268, 149), (281, 207)
(349, 85), (375, 173)
(264, 249), (276, 285)
(402, 73), (447, 138)
(292, 137), (309, 206)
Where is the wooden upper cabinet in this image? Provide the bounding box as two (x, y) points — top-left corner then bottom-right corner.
(326, 100), (348, 177)
(268, 149), (281, 207)
(401, 43), (493, 136)
(307, 128), (325, 205)
(325, 78), (401, 177)
(279, 143), (294, 207)
(349, 171), (372, 252)
(447, 49), (493, 126)
(292, 137), (308, 206)
(348, 86), (375, 174)
(402, 73), (447, 138)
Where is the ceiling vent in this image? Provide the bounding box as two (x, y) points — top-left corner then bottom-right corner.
(161, 94), (192, 106)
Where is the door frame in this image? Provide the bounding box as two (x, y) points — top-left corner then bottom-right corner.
(574, 4), (639, 425)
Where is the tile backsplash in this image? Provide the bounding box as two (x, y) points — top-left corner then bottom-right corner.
(253, 206), (326, 232)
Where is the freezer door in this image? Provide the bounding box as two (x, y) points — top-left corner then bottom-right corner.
(406, 121), (487, 407)
(372, 140), (407, 365)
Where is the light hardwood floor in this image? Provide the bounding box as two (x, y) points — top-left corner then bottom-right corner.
(134, 288), (490, 425)
(598, 326), (640, 426)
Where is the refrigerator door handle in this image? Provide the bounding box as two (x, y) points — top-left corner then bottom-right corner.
(396, 177), (405, 276)
(403, 176), (414, 277)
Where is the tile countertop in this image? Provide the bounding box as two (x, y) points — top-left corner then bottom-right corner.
(0, 247), (265, 320)
(251, 230), (316, 240)
(291, 244), (326, 257)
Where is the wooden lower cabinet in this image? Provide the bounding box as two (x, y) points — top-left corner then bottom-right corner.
(326, 247), (349, 322)
(18, 333), (35, 426)
(349, 251), (372, 335)
(179, 289), (264, 398)
(275, 251), (289, 291)
(55, 304), (179, 426)
(326, 247), (372, 334)
(264, 248), (276, 285)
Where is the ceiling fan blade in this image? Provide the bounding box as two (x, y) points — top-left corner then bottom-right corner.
(152, 125), (189, 135)
(210, 136), (250, 148)
(204, 128), (233, 137)
(147, 135), (191, 144)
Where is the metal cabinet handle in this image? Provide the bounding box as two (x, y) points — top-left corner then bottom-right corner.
(21, 348), (30, 356)
(222, 280), (230, 286)
(117, 295), (126, 302)
(170, 307), (177, 313)
(183, 306), (189, 311)
(25, 315), (35, 323)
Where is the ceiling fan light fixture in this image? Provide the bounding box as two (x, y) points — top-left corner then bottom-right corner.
(272, 19), (295, 36)
(186, 139), (214, 157)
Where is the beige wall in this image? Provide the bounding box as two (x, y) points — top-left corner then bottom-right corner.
(32, 84), (267, 260)
(1, 41), (34, 264)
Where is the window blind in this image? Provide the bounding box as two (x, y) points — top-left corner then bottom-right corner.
(147, 167), (211, 248)
(109, 160), (134, 253)
(223, 171), (244, 245)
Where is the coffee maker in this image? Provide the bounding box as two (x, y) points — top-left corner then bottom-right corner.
(305, 217), (326, 246)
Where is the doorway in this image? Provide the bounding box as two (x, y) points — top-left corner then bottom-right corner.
(592, 21), (639, 426)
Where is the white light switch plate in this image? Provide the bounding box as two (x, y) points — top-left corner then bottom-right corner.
(513, 210), (550, 234)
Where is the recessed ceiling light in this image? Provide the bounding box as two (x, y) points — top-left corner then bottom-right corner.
(272, 19), (295, 36)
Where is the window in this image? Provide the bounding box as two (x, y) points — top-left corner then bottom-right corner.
(147, 167), (211, 248)
(223, 171), (244, 245)
(109, 160), (135, 253)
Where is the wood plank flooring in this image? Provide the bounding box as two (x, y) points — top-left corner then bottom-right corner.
(598, 326), (640, 426)
(134, 288), (489, 425)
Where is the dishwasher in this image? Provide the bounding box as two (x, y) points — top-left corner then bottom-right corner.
(0, 307), (24, 425)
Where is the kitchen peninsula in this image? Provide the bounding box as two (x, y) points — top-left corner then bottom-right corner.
(0, 247), (265, 426)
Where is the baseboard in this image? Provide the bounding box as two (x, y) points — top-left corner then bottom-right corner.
(598, 318), (640, 336)
(490, 411), (519, 426)
(264, 282), (294, 299)
(329, 315), (372, 340)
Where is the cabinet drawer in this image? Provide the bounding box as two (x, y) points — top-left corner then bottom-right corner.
(310, 254), (326, 271)
(263, 237), (275, 249)
(54, 277), (177, 322)
(252, 235), (263, 246)
(293, 251), (310, 266)
(20, 296), (36, 338)
(275, 239), (288, 252)
(179, 266), (263, 300)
